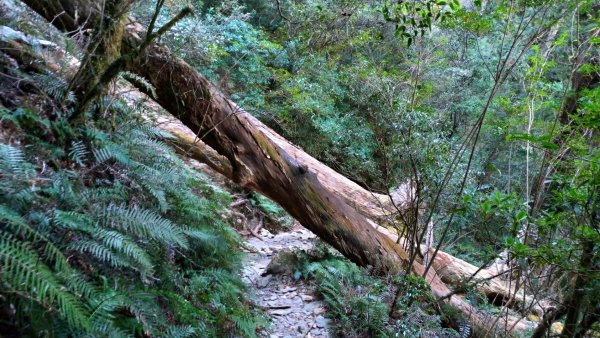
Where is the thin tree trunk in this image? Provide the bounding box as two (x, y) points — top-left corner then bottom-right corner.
(561, 240), (595, 338)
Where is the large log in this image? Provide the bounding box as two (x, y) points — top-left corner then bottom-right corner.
(19, 2), (536, 335)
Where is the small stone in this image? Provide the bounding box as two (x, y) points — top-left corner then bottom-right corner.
(315, 315), (328, 328)
(280, 286), (297, 293)
(313, 307), (324, 315)
(301, 295), (314, 302)
(270, 308), (292, 316)
(257, 275), (272, 288)
(270, 300), (293, 308)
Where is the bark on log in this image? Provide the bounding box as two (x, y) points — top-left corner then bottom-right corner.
(19, 3), (537, 335)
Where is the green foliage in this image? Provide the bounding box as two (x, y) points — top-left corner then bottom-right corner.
(0, 67), (264, 336)
(250, 193), (294, 229)
(303, 254), (390, 337)
(296, 249), (456, 337)
(448, 190), (528, 263)
(382, 0), (461, 46)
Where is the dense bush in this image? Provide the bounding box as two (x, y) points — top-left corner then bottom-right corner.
(294, 248), (459, 337)
(0, 67), (265, 336)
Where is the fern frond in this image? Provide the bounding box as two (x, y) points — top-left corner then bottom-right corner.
(183, 228), (220, 245)
(69, 140), (89, 166)
(53, 210), (94, 231)
(103, 204), (188, 249)
(231, 313), (260, 338)
(127, 132), (173, 155)
(95, 228), (154, 276)
(92, 143), (130, 165)
(119, 71), (157, 99)
(31, 73), (74, 103)
(0, 143), (29, 176)
(0, 231), (90, 330)
(77, 187), (127, 206)
(139, 124), (175, 140)
(122, 291), (163, 334)
(0, 205), (71, 273)
(134, 174), (170, 213)
(56, 210), (154, 274)
(164, 325), (195, 338)
(68, 240), (130, 269)
(86, 291), (135, 337)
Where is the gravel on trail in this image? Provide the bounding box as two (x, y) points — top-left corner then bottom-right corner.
(241, 224), (331, 338)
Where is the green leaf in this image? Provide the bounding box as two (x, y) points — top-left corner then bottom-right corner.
(515, 210), (527, 221)
(541, 141), (559, 150)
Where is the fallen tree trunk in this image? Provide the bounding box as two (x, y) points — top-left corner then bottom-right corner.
(21, 2), (537, 335)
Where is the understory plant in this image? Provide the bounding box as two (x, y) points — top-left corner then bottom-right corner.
(297, 248), (459, 337)
(0, 67), (266, 337)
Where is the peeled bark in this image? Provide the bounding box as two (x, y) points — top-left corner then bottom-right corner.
(120, 34), (536, 335)
(20, 2), (537, 335)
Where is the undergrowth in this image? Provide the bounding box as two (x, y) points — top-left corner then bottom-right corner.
(0, 55), (266, 336)
(295, 246), (460, 338)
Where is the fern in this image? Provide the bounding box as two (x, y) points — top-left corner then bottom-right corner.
(97, 229), (154, 275)
(0, 143), (29, 176)
(119, 71), (157, 99)
(164, 325), (196, 338)
(78, 187), (128, 207)
(136, 124), (175, 140)
(69, 140), (90, 166)
(55, 209), (152, 274)
(102, 203), (188, 248)
(126, 132), (173, 155)
(92, 143), (131, 165)
(85, 291), (133, 337)
(69, 240), (131, 269)
(0, 231), (90, 330)
(30, 72), (75, 104)
(183, 228), (221, 245)
(0, 205), (70, 273)
(0, 53), (264, 336)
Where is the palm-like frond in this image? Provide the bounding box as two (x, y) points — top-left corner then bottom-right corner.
(102, 204), (188, 248)
(0, 231), (90, 330)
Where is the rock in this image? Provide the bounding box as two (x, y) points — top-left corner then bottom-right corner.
(301, 295), (314, 302)
(257, 275), (272, 288)
(270, 308), (293, 316)
(315, 315), (328, 328)
(279, 286), (297, 293)
(263, 251), (298, 276)
(550, 322), (564, 335)
(269, 300), (293, 308)
(241, 225), (330, 338)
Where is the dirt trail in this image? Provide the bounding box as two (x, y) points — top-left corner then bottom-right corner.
(241, 224), (331, 338)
